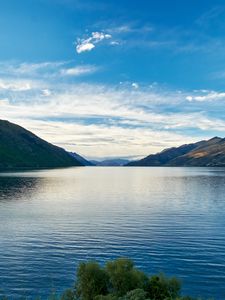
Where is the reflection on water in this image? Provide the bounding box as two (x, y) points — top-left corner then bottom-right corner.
(0, 167), (225, 299)
(0, 177), (42, 202)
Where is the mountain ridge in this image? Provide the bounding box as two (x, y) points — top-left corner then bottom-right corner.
(69, 152), (94, 166)
(91, 158), (130, 166)
(0, 119), (83, 169)
(127, 137), (225, 167)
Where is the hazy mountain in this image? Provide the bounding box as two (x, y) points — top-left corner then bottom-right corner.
(0, 119), (83, 169)
(69, 152), (95, 166)
(91, 158), (130, 166)
(127, 137), (225, 167)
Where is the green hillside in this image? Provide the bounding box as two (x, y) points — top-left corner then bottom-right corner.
(0, 120), (83, 169)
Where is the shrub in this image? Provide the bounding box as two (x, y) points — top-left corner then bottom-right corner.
(120, 288), (149, 300)
(106, 258), (148, 296)
(146, 273), (181, 300)
(76, 262), (108, 300)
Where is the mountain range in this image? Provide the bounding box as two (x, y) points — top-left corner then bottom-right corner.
(0, 119), (224, 169)
(91, 158), (130, 166)
(127, 137), (225, 167)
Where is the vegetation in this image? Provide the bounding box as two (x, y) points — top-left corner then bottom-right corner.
(127, 137), (225, 167)
(73, 258), (184, 300)
(0, 119), (83, 169)
(0, 258), (211, 300)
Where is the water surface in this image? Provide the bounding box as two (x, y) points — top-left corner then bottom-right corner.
(0, 167), (225, 299)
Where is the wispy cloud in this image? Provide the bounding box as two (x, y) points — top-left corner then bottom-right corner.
(60, 65), (98, 76)
(0, 64), (224, 158)
(0, 61), (98, 81)
(76, 31), (112, 53)
(195, 6), (225, 28)
(186, 91), (225, 101)
(107, 23), (154, 34)
(131, 82), (139, 89)
(93, 17), (225, 55)
(0, 79), (33, 91)
(0, 61), (224, 159)
(42, 89), (52, 97)
(0, 61), (65, 77)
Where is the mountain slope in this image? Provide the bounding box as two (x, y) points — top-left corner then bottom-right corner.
(0, 120), (83, 169)
(127, 137), (225, 167)
(69, 152), (95, 166)
(169, 137), (225, 167)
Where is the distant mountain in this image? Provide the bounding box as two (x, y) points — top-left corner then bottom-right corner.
(127, 137), (225, 167)
(91, 158), (130, 166)
(69, 152), (95, 166)
(0, 119), (83, 169)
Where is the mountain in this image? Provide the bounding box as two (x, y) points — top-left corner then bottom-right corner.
(127, 137), (225, 167)
(91, 158), (130, 166)
(169, 137), (225, 167)
(69, 152), (95, 166)
(0, 119), (83, 169)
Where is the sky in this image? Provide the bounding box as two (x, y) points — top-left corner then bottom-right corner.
(0, 0), (225, 160)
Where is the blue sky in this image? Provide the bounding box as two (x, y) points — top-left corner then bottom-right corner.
(0, 0), (225, 159)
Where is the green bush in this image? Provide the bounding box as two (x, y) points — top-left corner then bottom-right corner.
(146, 273), (181, 300)
(60, 289), (76, 300)
(106, 258), (148, 296)
(75, 258), (181, 300)
(120, 288), (149, 300)
(76, 261), (109, 300)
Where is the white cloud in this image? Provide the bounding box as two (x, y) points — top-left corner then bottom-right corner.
(13, 62), (63, 74)
(0, 80), (32, 91)
(186, 91), (225, 101)
(0, 98), (9, 105)
(60, 65), (98, 76)
(111, 25), (132, 33)
(0, 61), (66, 76)
(108, 24), (154, 34)
(92, 32), (111, 40)
(0, 61), (100, 81)
(76, 42), (95, 54)
(110, 41), (120, 46)
(42, 89), (51, 97)
(76, 31), (112, 53)
(132, 82), (139, 89)
(186, 96), (193, 101)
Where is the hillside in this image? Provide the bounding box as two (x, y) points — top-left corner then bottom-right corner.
(127, 137), (225, 167)
(69, 152), (94, 166)
(0, 120), (83, 169)
(169, 137), (225, 167)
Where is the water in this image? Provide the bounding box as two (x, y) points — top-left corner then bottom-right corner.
(0, 167), (225, 299)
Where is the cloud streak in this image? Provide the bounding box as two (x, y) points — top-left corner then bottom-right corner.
(0, 80), (32, 91)
(186, 91), (225, 102)
(60, 65), (98, 76)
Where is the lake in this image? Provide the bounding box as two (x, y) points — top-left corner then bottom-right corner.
(0, 167), (225, 299)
